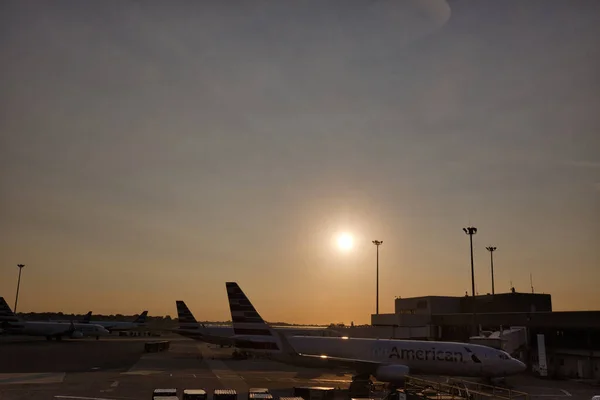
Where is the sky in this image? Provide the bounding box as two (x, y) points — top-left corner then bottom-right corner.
(1, 0), (599, 324)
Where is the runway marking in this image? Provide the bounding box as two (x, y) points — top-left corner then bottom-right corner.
(193, 374), (196, 378)
(55, 396), (120, 400)
(55, 396), (137, 400)
(203, 346), (248, 394)
(560, 390), (572, 397)
(120, 370), (162, 376)
(110, 381), (119, 388)
(0, 372), (66, 385)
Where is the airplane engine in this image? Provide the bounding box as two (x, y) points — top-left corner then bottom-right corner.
(71, 330), (84, 339)
(374, 365), (410, 382)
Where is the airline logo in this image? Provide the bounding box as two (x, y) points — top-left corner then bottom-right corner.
(372, 346), (482, 364)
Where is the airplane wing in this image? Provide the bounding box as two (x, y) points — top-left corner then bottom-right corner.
(297, 353), (382, 371)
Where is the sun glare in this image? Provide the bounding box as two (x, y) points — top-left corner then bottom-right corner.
(336, 233), (354, 251)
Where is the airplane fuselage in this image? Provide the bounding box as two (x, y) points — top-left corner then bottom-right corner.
(176, 324), (339, 344)
(89, 320), (146, 332)
(5, 321), (109, 338)
(286, 336), (525, 378)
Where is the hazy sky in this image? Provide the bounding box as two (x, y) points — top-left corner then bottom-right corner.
(1, 0), (599, 324)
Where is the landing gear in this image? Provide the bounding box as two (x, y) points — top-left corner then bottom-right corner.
(349, 374), (373, 398)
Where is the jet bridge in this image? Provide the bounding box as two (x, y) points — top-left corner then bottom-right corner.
(469, 326), (528, 355)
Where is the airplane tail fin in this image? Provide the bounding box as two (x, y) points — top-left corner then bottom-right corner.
(0, 297), (21, 323)
(133, 311), (148, 324)
(176, 301), (199, 329)
(226, 282), (292, 354)
(82, 311), (92, 323)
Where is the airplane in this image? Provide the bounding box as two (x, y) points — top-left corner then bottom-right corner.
(224, 282), (527, 384)
(0, 297), (110, 341)
(80, 310), (149, 332)
(174, 300), (342, 346)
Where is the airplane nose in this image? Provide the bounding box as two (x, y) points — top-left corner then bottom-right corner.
(514, 359), (527, 373)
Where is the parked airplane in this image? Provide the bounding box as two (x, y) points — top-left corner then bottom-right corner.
(224, 282), (527, 383)
(0, 297), (110, 341)
(80, 310), (148, 332)
(174, 300), (340, 346)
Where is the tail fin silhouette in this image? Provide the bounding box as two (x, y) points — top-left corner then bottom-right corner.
(176, 301), (199, 329)
(0, 297), (20, 322)
(133, 311), (148, 324)
(82, 311), (92, 323)
(225, 282), (283, 352)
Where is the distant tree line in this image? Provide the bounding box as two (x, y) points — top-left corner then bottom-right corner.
(15, 312), (330, 328)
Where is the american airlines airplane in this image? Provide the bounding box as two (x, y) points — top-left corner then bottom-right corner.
(224, 282), (527, 383)
(80, 310), (149, 332)
(175, 300), (341, 346)
(0, 297), (110, 341)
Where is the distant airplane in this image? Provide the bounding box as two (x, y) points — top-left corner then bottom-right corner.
(224, 282), (527, 384)
(80, 310), (149, 333)
(174, 300), (341, 346)
(0, 297), (110, 341)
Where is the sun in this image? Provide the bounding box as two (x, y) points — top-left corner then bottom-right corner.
(336, 233), (354, 251)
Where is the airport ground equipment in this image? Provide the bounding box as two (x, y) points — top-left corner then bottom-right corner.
(348, 376), (375, 398)
(401, 376), (529, 400)
(145, 340), (171, 353)
(153, 388), (178, 399)
(248, 394), (273, 400)
(214, 389), (238, 400)
(248, 388), (272, 400)
(182, 389), (207, 400)
(293, 386), (336, 400)
(279, 398), (303, 400)
(153, 397), (179, 400)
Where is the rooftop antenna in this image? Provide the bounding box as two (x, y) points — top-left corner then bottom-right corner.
(530, 273), (534, 294)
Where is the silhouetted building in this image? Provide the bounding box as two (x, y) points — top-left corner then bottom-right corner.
(353, 291), (600, 379)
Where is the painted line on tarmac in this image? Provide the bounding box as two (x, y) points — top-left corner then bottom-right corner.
(55, 395), (137, 400)
(55, 396), (125, 400)
(0, 372), (66, 385)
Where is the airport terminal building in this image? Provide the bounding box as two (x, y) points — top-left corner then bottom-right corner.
(341, 291), (600, 380)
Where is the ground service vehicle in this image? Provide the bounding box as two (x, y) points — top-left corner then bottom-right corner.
(248, 394), (272, 400)
(293, 387), (336, 400)
(248, 389), (270, 400)
(214, 389), (237, 400)
(183, 389), (207, 400)
(153, 388), (177, 399)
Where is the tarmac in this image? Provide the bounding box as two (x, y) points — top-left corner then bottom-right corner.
(0, 334), (598, 400)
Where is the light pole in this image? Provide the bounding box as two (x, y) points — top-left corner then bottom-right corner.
(462, 227), (477, 335)
(372, 240), (383, 315)
(486, 246), (497, 295)
(462, 227), (477, 297)
(14, 264), (25, 313)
